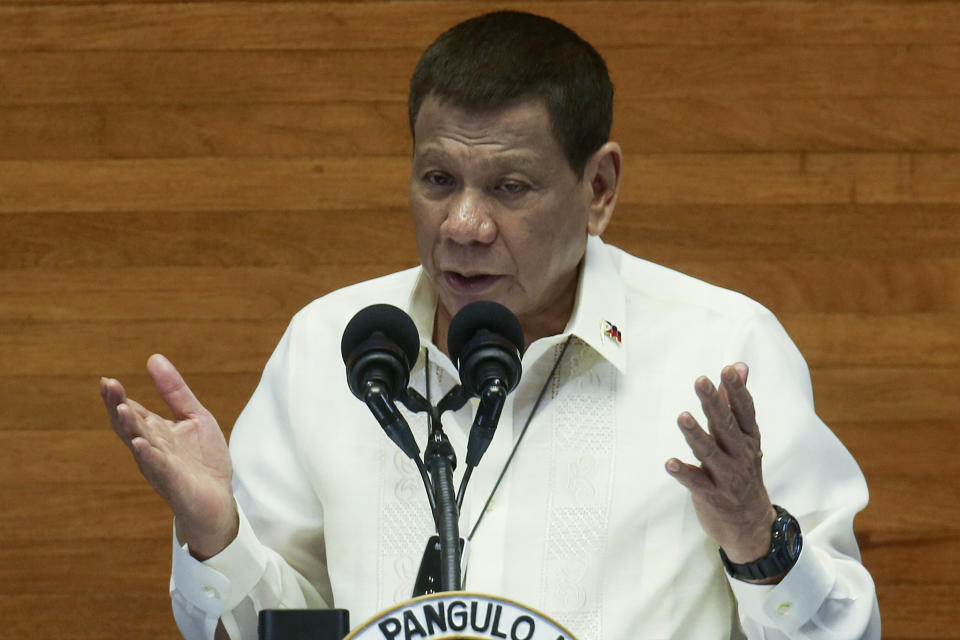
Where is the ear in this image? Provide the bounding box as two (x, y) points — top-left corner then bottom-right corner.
(584, 141), (622, 236)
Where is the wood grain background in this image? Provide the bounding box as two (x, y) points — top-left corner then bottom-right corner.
(1, 1), (957, 638)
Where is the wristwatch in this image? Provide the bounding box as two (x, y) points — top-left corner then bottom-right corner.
(719, 505), (802, 581)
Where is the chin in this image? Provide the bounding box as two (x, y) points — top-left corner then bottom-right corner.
(440, 291), (511, 319)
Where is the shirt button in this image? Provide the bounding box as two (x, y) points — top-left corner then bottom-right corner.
(202, 586), (221, 600)
(776, 602), (792, 616)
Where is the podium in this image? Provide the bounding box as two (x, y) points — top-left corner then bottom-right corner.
(259, 609), (350, 640)
(260, 593), (577, 640)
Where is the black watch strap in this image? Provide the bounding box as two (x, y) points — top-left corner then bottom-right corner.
(719, 505), (803, 581)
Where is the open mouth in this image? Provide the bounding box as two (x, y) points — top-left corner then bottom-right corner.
(444, 271), (501, 293)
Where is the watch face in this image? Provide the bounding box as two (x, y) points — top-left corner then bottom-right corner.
(785, 522), (802, 557)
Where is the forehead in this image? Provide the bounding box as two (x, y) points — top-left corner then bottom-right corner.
(412, 96), (567, 169)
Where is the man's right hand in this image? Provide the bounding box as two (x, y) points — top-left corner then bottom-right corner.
(101, 353), (238, 560)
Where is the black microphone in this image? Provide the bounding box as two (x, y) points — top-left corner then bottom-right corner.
(447, 301), (524, 468)
(342, 304), (421, 459)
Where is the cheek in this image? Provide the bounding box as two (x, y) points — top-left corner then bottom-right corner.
(410, 203), (442, 262)
(512, 212), (587, 278)
(510, 226), (565, 272)
(410, 188), (448, 222)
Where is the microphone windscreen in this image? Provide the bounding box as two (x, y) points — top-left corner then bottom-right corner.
(447, 301), (524, 362)
(341, 304), (421, 366)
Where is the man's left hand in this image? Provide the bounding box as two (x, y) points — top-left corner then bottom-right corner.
(665, 362), (777, 565)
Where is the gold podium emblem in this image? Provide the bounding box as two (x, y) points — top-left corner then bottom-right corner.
(345, 592), (578, 640)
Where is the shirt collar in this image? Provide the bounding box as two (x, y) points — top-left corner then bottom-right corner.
(405, 234), (627, 374)
(563, 234), (627, 374)
(408, 268), (438, 344)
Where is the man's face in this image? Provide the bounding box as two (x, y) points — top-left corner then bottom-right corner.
(410, 96), (598, 337)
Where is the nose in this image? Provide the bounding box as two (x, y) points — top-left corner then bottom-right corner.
(440, 188), (496, 245)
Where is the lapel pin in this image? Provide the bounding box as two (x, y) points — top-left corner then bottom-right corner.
(602, 320), (622, 345)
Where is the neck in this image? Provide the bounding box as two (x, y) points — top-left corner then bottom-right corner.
(432, 280), (578, 358)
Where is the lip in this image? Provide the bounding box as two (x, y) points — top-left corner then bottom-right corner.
(443, 271), (502, 294)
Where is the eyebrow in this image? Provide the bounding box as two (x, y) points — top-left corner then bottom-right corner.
(414, 146), (544, 174)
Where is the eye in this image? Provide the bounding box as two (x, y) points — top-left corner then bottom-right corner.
(423, 172), (454, 188)
(496, 180), (529, 196)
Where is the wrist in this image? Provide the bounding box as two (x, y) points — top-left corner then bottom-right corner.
(720, 505), (803, 583)
(721, 505), (777, 563)
(176, 503), (240, 561)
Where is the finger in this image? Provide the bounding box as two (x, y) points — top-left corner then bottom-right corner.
(124, 397), (156, 422)
(734, 361), (749, 384)
(147, 354), (211, 421)
(100, 377), (127, 423)
(695, 376), (742, 454)
(677, 411), (725, 470)
(103, 380), (167, 447)
(130, 436), (157, 464)
(717, 362), (750, 406)
(720, 364), (758, 437)
(114, 402), (150, 451)
(129, 436), (180, 503)
(664, 457), (712, 493)
(130, 436), (171, 477)
(717, 383), (729, 407)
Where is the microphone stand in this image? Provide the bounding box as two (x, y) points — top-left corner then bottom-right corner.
(399, 384), (473, 594)
(397, 351), (518, 594)
(424, 405), (460, 591)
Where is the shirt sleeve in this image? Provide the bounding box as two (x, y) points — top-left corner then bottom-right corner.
(724, 308), (881, 639)
(168, 316), (334, 639)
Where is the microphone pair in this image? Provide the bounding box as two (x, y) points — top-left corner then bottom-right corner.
(341, 301), (524, 469)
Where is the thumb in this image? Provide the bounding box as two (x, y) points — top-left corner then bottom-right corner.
(146, 354), (211, 421)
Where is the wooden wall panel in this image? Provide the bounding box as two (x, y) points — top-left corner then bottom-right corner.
(0, 103), (413, 160)
(3, 2), (960, 50)
(3, 46), (958, 105)
(4, 97), (960, 160)
(0, 211), (419, 268)
(1, 1), (957, 639)
(0, 158), (410, 213)
(608, 204), (960, 258)
(0, 373), (258, 432)
(657, 258), (960, 313)
(0, 51), (417, 104)
(0, 593), (181, 639)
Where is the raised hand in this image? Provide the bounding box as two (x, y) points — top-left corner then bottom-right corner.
(665, 363), (777, 567)
(101, 354), (238, 559)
